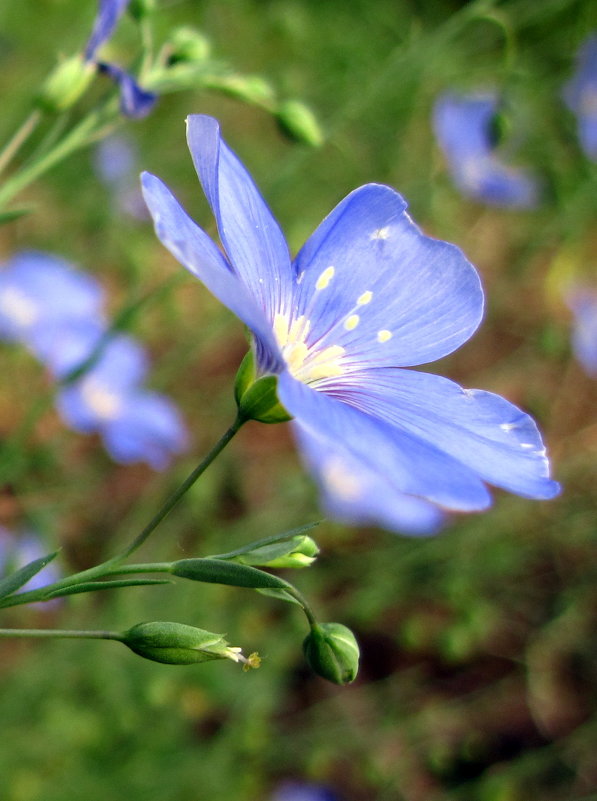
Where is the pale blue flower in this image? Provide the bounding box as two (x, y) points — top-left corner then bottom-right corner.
(55, 331), (188, 470)
(432, 92), (539, 207)
(563, 34), (597, 160)
(566, 286), (597, 377)
(0, 252), (104, 347)
(142, 115), (559, 534)
(271, 781), (338, 801)
(84, 0), (156, 118)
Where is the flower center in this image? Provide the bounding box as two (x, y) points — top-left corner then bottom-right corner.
(0, 286), (39, 328)
(273, 313), (346, 385)
(80, 377), (123, 420)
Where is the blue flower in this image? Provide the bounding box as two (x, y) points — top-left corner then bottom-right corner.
(141, 115), (559, 534)
(563, 34), (597, 161)
(432, 92), (539, 208)
(271, 781), (338, 801)
(54, 330), (188, 470)
(84, 0), (156, 118)
(0, 251), (104, 347)
(565, 286), (597, 377)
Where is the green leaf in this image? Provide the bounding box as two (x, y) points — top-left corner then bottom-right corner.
(0, 550), (59, 600)
(44, 579), (172, 599)
(172, 558), (290, 590)
(0, 208), (31, 226)
(256, 587), (304, 607)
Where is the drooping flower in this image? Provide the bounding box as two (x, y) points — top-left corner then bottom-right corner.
(563, 34), (597, 160)
(84, 0), (156, 118)
(432, 92), (539, 207)
(53, 328), (188, 470)
(565, 286), (597, 377)
(142, 114), (559, 535)
(0, 251), (104, 347)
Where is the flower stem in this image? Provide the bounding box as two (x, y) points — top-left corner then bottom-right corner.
(0, 109), (42, 177)
(0, 628), (123, 641)
(109, 414), (246, 561)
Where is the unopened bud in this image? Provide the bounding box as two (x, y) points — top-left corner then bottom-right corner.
(122, 621), (259, 669)
(37, 55), (95, 113)
(234, 351), (292, 424)
(276, 100), (324, 147)
(235, 534), (319, 569)
(303, 622), (359, 685)
(167, 27), (211, 64)
(129, 0), (156, 19)
(204, 74), (276, 107)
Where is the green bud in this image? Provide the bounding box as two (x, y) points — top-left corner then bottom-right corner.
(303, 622), (359, 685)
(234, 351), (292, 424)
(204, 74), (276, 107)
(122, 621), (260, 669)
(167, 26), (211, 64)
(276, 100), (324, 147)
(235, 534), (319, 569)
(129, 0), (156, 20)
(37, 55), (95, 113)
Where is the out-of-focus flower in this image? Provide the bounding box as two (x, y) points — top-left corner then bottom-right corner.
(93, 134), (149, 219)
(0, 527), (61, 596)
(141, 115), (559, 535)
(55, 331), (187, 469)
(271, 781), (338, 801)
(432, 92), (539, 207)
(0, 252), (104, 347)
(565, 286), (597, 377)
(84, 0), (156, 118)
(563, 34), (597, 160)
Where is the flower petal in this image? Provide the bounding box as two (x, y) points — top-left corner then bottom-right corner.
(291, 184), (484, 367)
(327, 368), (560, 500)
(294, 424), (444, 535)
(141, 171), (284, 373)
(186, 115), (294, 320)
(98, 62), (157, 119)
(277, 372), (492, 512)
(84, 0), (130, 60)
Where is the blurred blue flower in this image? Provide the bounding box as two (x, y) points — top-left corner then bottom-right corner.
(55, 331), (188, 469)
(0, 252), (104, 347)
(0, 527), (61, 596)
(93, 134), (149, 219)
(271, 781), (338, 801)
(432, 92), (539, 207)
(565, 286), (597, 377)
(142, 115), (559, 535)
(563, 34), (597, 160)
(84, 0), (156, 118)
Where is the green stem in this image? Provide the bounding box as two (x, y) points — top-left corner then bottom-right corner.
(0, 109), (42, 176)
(0, 628), (123, 641)
(115, 415), (246, 561)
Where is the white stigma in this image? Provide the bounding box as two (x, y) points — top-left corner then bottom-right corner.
(370, 226), (391, 240)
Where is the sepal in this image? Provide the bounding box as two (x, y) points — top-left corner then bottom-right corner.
(276, 100), (324, 147)
(234, 351), (292, 424)
(37, 55), (95, 113)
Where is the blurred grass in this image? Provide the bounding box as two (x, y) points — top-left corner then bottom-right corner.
(0, 0), (596, 799)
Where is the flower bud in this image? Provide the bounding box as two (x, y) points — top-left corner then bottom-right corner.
(122, 621), (260, 668)
(303, 623), (359, 685)
(276, 100), (324, 147)
(204, 74), (276, 107)
(234, 534), (319, 569)
(129, 0), (156, 20)
(167, 27), (211, 64)
(234, 351), (292, 424)
(37, 55), (95, 113)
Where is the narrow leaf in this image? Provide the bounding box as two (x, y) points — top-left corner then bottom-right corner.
(44, 579), (172, 599)
(0, 550), (59, 600)
(172, 558), (290, 590)
(257, 587), (304, 607)
(0, 209), (31, 226)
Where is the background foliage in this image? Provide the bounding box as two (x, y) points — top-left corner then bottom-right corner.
(0, 0), (596, 799)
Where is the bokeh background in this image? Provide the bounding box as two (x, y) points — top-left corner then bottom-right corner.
(0, 0), (596, 799)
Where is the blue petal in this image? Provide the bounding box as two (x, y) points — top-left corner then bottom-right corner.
(291, 184), (484, 367)
(325, 368), (560, 500)
(31, 320), (105, 378)
(566, 286), (597, 377)
(98, 62), (157, 118)
(293, 425), (445, 535)
(102, 391), (188, 469)
(186, 115), (294, 321)
(277, 372), (492, 512)
(85, 0), (130, 60)
(0, 251), (104, 343)
(141, 171), (284, 373)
